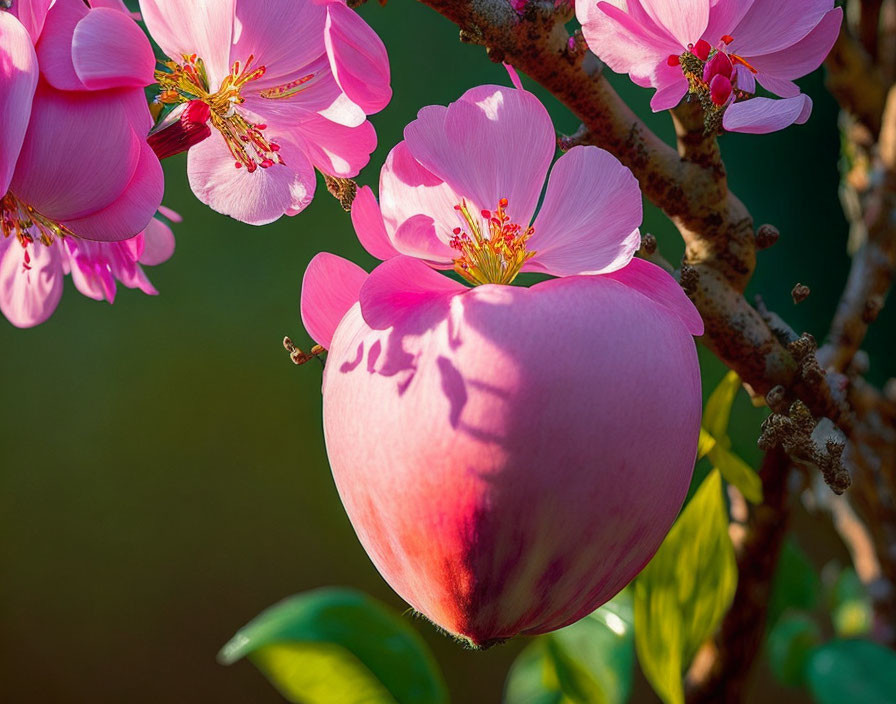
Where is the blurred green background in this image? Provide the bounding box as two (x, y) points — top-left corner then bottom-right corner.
(1, 2), (893, 702)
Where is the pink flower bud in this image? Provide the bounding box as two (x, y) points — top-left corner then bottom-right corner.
(710, 74), (733, 106)
(703, 51), (733, 82)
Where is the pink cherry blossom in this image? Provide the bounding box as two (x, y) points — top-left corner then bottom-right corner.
(140, 0), (391, 225)
(1, 1), (165, 326)
(299, 81), (704, 645)
(0, 209), (178, 328)
(576, 0), (843, 134)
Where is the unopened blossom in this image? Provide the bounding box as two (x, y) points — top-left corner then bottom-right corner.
(1, 0), (165, 326)
(576, 0), (843, 134)
(140, 0), (391, 225)
(300, 79), (703, 646)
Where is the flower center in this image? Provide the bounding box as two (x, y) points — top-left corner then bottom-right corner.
(155, 54), (285, 172)
(1, 192), (72, 246)
(668, 36), (758, 133)
(449, 198), (535, 286)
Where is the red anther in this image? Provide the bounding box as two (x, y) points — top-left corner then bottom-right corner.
(721, 34), (734, 45)
(24, 250), (30, 264)
(693, 39), (711, 60)
(667, 54), (681, 67)
(235, 161), (243, 169)
(481, 210), (491, 219)
(270, 143), (280, 152)
(255, 123), (267, 130)
(703, 51), (733, 82)
(261, 158), (275, 168)
(454, 205), (462, 211)
(453, 227), (462, 235)
(499, 198), (508, 207)
(709, 74), (733, 106)
(240, 135), (250, 142)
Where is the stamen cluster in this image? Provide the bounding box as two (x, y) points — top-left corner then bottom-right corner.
(449, 198), (535, 286)
(1, 193), (73, 246)
(155, 54), (284, 172)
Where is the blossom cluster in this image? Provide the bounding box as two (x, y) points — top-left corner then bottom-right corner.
(1, 0), (843, 648)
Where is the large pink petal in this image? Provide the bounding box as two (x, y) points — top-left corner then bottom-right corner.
(601, 257), (703, 335)
(138, 0), (235, 85)
(359, 255), (465, 331)
(404, 86), (554, 227)
(301, 252), (368, 349)
(748, 8), (842, 82)
(139, 217), (176, 266)
(530, 146), (642, 276)
(231, 0), (328, 88)
(0, 13), (38, 196)
(579, 0), (683, 84)
(186, 130), (316, 225)
(61, 141), (164, 242)
(71, 7), (156, 89)
(703, 0), (754, 44)
(288, 113), (376, 177)
(9, 0), (52, 42)
(10, 83), (142, 220)
(727, 0), (834, 56)
(722, 95), (812, 134)
(390, 215), (456, 267)
(35, 0), (89, 91)
(378, 141), (463, 263)
(324, 1), (391, 115)
(649, 60), (689, 111)
(638, 0), (710, 47)
(0, 239), (64, 328)
(350, 186), (399, 262)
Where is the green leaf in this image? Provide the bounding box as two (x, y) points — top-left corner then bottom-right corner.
(703, 370), (741, 444)
(707, 445), (763, 504)
(504, 592), (634, 704)
(769, 539), (821, 627)
(806, 639), (896, 704)
(697, 429), (716, 461)
(767, 613), (821, 687)
(219, 588), (448, 704)
(830, 568), (872, 638)
(634, 470), (738, 704)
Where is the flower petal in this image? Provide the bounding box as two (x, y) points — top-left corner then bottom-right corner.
(722, 94), (812, 134)
(601, 257), (704, 335)
(359, 255), (464, 331)
(378, 141), (462, 265)
(350, 186), (399, 262)
(35, 0), (89, 91)
(60, 140), (164, 241)
(139, 216), (176, 266)
(404, 85), (555, 228)
(638, 0), (710, 47)
(72, 7), (156, 89)
(302, 252), (368, 349)
(231, 0), (328, 87)
(186, 130), (316, 225)
(10, 82), (143, 219)
(324, 1), (391, 115)
(748, 8), (842, 82)
(0, 239), (64, 328)
(0, 12), (38, 196)
(530, 146), (642, 276)
(8, 0), (52, 42)
(728, 0), (834, 56)
(138, 0), (235, 85)
(289, 113), (376, 178)
(649, 61), (689, 111)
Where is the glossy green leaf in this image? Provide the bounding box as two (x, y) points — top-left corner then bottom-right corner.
(806, 639), (896, 704)
(830, 568), (872, 638)
(634, 470), (738, 704)
(767, 613), (821, 687)
(219, 588), (448, 704)
(704, 370), (741, 444)
(707, 445), (763, 504)
(769, 539), (821, 627)
(504, 592), (634, 704)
